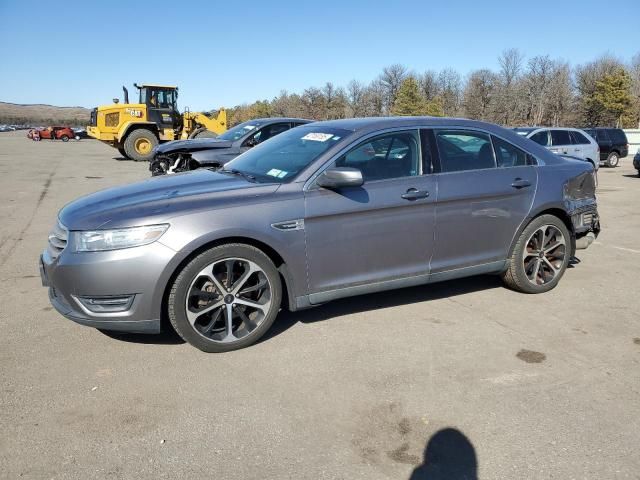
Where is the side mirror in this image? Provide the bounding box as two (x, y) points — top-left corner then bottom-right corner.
(316, 167), (363, 189)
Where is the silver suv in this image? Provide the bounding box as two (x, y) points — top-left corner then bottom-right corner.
(514, 127), (599, 171)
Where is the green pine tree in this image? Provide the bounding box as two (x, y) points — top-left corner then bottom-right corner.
(392, 77), (444, 116)
(592, 67), (633, 127)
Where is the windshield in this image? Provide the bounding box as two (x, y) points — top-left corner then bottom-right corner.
(222, 126), (349, 183)
(217, 121), (261, 141)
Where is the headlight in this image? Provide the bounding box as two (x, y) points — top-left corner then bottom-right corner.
(72, 224), (169, 252)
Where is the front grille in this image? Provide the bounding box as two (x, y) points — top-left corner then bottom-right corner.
(89, 108), (97, 126)
(105, 112), (120, 127)
(47, 221), (68, 259)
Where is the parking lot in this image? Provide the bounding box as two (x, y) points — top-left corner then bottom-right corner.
(1, 131), (639, 479)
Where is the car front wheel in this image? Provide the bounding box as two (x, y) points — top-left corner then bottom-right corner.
(168, 244), (282, 352)
(502, 214), (571, 294)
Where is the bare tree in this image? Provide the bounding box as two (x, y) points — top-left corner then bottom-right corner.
(495, 48), (524, 125)
(629, 53), (640, 127)
(346, 80), (366, 117)
(378, 64), (408, 113)
(524, 55), (555, 125)
(437, 68), (462, 116)
(419, 70), (440, 101)
(463, 69), (498, 120)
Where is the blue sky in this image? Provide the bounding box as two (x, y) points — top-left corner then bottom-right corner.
(0, 0), (638, 111)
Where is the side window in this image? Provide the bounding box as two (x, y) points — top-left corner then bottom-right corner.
(570, 131), (590, 145)
(550, 130), (572, 146)
(598, 129), (610, 141)
(492, 136), (532, 167)
(609, 129), (627, 144)
(435, 130), (495, 173)
(244, 123), (290, 147)
(335, 130), (420, 182)
(529, 130), (550, 146)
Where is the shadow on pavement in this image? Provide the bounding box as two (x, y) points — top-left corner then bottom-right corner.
(98, 328), (185, 345)
(103, 274), (501, 347)
(409, 428), (477, 480)
(263, 274), (502, 343)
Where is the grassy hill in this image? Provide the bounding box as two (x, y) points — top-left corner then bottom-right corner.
(0, 101), (90, 126)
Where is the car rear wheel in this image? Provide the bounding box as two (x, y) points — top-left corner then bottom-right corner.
(168, 244), (282, 352)
(124, 129), (158, 162)
(606, 152), (619, 167)
(502, 214), (571, 294)
(60, 135), (69, 142)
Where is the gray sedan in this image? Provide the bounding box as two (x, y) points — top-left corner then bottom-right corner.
(41, 117), (600, 352)
(149, 117), (312, 175)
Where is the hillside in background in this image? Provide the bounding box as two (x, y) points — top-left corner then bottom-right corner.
(0, 101), (90, 126)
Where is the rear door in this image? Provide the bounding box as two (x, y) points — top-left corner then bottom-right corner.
(549, 129), (572, 155)
(430, 129), (537, 273)
(568, 131), (585, 159)
(597, 129), (612, 158)
(304, 129), (436, 296)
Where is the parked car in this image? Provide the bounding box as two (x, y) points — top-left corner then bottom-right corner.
(633, 149), (640, 176)
(149, 117), (313, 175)
(41, 117), (600, 352)
(514, 127), (599, 171)
(27, 126), (78, 141)
(583, 128), (629, 167)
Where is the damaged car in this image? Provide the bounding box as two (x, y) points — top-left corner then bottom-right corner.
(41, 117), (600, 352)
(149, 117), (312, 175)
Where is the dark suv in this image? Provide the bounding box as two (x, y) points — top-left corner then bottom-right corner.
(583, 128), (629, 167)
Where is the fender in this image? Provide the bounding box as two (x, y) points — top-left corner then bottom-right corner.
(117, 121), (158, 143)
(150, 226), (306, 320)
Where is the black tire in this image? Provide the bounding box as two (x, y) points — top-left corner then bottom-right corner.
(606, 152), (619, 168)
(117, 146), (129, 159)
(123, 129), (158, 162)
(168, 243), (282, 352)
(189, 128), (218, 139)
(60, 135), (69, 142)
(501, 214), (572, 294)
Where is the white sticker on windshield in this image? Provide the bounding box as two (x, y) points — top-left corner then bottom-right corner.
(302, 132), (334, 142)
(267, 168), (283, 177)
(277, 171), (288, 178)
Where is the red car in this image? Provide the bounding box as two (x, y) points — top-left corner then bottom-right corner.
(28, 126), (77, 142)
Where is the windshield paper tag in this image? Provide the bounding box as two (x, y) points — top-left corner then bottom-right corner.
(302, 132), (333, 142)
(267, 168), (287, 178)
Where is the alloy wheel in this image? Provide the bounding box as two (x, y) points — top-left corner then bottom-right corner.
(185, 258), (272, 343)
(522, 225), (567, 286)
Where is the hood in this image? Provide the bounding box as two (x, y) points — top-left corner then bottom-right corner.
(155, 138), (233, 154)
(59, 169), (279, 230)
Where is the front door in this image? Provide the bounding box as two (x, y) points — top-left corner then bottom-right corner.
(304, 130), (436, 298)
(430, 129), (537, 273)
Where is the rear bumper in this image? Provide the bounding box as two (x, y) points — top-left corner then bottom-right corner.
(571, 205), (600, 249)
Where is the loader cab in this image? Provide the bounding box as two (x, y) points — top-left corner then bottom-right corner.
(136, 84), (182, 130)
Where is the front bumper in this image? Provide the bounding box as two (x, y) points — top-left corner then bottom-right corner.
(633, 155), (640, 171)
(40, 241), (178, 334)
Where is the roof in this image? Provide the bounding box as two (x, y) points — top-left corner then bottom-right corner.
(307, 116), (513, 134)
(248, 117), (313, 124)
(138, 84), (177, 89)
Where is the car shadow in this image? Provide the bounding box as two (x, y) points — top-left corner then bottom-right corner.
(261, 274), (503, 344)
(622, 174), (639, 178)
(98, 328), (185, 345)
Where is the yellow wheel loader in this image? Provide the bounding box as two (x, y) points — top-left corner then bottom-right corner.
(87, 84), (227, 161)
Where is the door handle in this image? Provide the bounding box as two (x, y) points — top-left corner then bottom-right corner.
(401, 188), (430, 200)
(511, 178), (532, 189)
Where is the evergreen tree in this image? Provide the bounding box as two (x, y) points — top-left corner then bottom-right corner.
(592, 67), (633, 127)
(392, 77), (436, 116)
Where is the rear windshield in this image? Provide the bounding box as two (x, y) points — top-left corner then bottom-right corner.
(608, 129), (628, 144)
